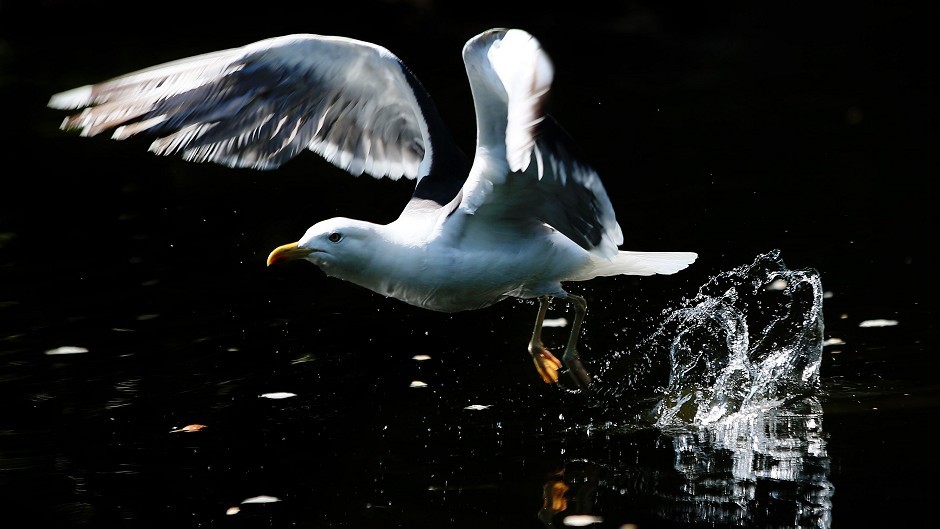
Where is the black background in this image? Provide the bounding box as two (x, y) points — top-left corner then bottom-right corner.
(2, 1), (939, 527)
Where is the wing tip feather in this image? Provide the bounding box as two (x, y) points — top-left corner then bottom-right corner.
(48, 85), (94, 110)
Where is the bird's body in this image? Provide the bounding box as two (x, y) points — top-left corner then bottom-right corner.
(49, 28), (697, 390)
(312, 210), (590, 313)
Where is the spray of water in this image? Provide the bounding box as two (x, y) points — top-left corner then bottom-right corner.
(652, 249), (824, 427)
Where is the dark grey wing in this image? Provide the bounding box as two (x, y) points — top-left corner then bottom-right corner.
(456, 28), (622, 258)
(49, 34), (469, 201)
(468, 116), (624, 258)
(531, 117), (623, 256)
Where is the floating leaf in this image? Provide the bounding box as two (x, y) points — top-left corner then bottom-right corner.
(45, 346), (89, 355)
(260, 392), (297, 399)
(170, 424), (207, 433)
(859, 319), (899, 328)
(562, 514), (604, 526)
(241, 495), (280, 504)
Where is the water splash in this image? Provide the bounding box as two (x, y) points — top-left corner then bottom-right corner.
(651, 249), (824, 427)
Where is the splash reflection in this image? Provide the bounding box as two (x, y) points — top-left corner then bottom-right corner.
(663, 396), (832, 528)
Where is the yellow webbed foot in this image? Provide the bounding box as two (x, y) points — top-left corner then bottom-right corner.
(530, 342), (562, 384)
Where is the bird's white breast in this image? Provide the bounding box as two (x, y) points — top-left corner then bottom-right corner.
(339, 213), (591, 313)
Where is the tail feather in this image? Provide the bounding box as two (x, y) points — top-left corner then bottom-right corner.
(570, 250), (698, 280)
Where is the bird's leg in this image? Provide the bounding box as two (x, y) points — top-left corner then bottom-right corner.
(528, 295), (562, 384)
(561, 293), (591, 390)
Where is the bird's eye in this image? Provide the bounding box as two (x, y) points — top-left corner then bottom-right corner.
(328, 232), (343, 243)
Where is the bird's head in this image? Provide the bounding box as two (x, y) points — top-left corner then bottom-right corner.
(266, 217), (379, 274)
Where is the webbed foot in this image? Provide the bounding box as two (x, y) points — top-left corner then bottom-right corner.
(529, 342), (562, 384)
(562, 349), (591, 390)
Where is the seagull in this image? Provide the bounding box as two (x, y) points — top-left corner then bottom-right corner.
(48, 28), (697, 390)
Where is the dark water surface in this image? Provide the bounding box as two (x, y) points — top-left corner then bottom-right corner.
(2, 2), (938, 528)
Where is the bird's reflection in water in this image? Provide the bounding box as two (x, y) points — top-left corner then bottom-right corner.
(538, 465), (603, 528)
(538, 472), (569, 525)
(537, 398), (832, 528)
(537, 251), (832, 528)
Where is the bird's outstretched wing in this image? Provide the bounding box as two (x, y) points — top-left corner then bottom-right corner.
(48, 34), (469, 204)
(457, 29), (623, 258)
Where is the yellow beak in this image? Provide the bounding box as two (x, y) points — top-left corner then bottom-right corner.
(266, 242), (316, 266)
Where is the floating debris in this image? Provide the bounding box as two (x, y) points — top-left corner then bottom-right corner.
(169, 424), (206, 433)
(859, 319), (899, 328)
(290, 353), (316, 364)
(260, 392), (297, 400)
(563, 514), (604, 526)
(45, 346), (89, 355)
(240, 495), (280, 504)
